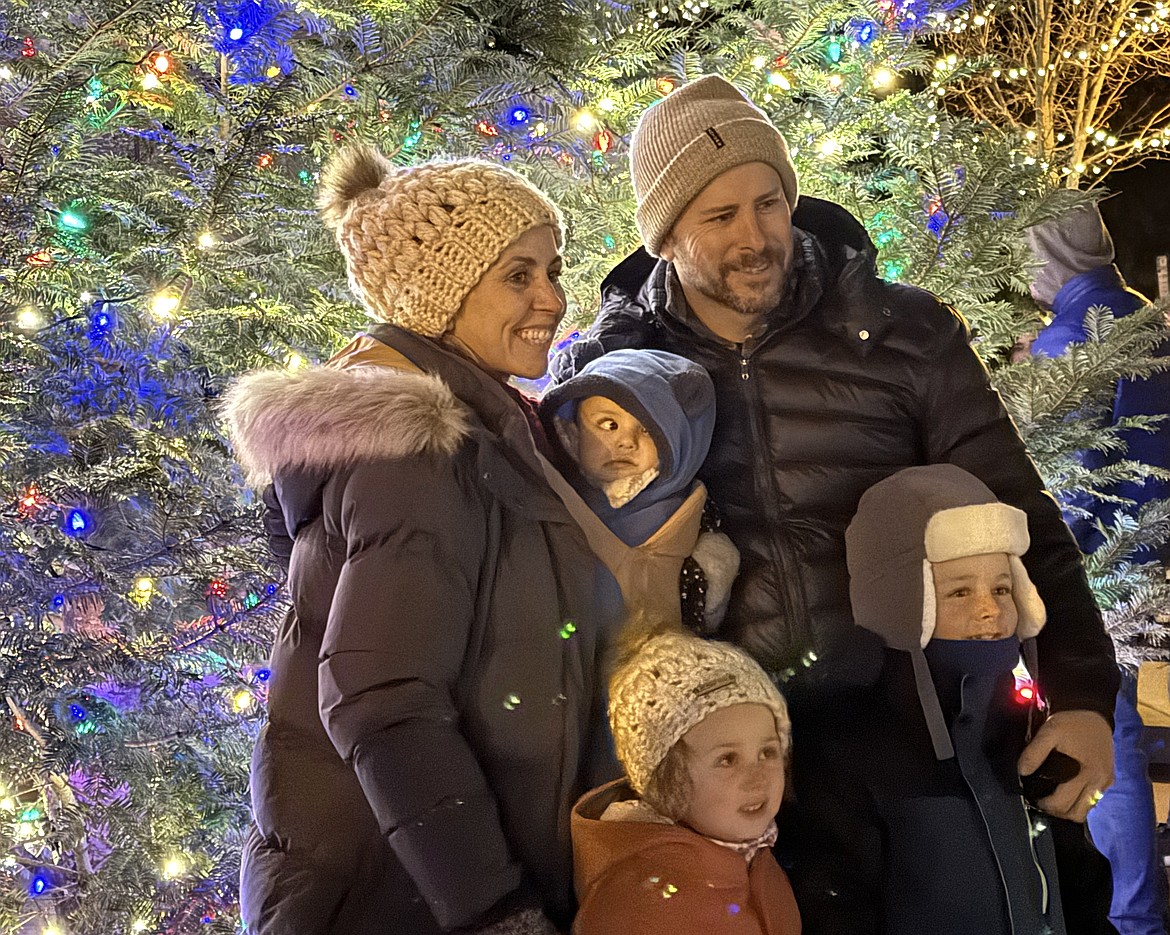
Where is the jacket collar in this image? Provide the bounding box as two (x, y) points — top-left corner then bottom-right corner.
(599, 196), (892, 355)
(225, 324), (573, 524)
(368, 325), (578, 522)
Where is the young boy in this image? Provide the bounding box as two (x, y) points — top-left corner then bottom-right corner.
(571, 625), (801, 935)
(540, 348), (737, 631)
(788, 463), (1111, 935)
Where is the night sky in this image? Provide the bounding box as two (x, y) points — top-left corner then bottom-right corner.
(1100, 159), (1170, 302)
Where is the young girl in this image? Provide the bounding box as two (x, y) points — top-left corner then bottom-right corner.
(571, 626), (801, 934)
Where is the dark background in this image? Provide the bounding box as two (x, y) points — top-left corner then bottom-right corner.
(1101, 160), (1170, 302)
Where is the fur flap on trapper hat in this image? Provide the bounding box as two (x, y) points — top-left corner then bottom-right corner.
(609, 624), (789, 795)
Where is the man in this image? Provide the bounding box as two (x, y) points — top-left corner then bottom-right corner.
(551, 75), (1117, 832)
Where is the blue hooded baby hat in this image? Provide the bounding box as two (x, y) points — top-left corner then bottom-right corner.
(540, 349), (716, 546)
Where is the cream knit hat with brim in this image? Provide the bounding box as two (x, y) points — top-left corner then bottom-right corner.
(609, 629), (790, 795)
(630, 75), (799, 256)
(318, 146), (564, 337)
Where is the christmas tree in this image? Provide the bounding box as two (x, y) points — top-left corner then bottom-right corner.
(1, 0), (1167, 930)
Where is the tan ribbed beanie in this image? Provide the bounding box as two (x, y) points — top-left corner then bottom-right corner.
(609, 629), (790, 795)
(630, 75), (799, 256)
(318, 146), (564, 337)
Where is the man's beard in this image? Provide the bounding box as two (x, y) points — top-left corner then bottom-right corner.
(680, 247), (789, 318)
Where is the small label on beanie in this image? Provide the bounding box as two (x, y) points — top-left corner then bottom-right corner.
(694, 673), (736, 697)
(705, 127), (725, 149)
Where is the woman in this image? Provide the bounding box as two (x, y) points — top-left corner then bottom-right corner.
(225, 147), (621, 935)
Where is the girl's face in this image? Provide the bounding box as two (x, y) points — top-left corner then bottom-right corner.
(680, 703), (785, 842)
(448, 225), (566, 380)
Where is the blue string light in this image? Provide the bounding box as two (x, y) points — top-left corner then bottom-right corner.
(554, 330), (581, 352)
(64, 508), (94, 537)
(203, 0), (300, 84)
(89, 303), (117, 342)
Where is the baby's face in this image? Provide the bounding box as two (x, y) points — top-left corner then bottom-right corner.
(931, 552), (1018, 640)
(574, 396), (659, 489)
(680, 703), (785, 842)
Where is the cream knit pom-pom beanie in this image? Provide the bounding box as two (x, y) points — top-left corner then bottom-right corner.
(319, 146), (564, 337)
(609, 629), (790, 795)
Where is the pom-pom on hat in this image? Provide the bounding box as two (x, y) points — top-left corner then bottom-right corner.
(318, 146), (565, 337)
(609, 627), (789, 795)
(629, 75), (799, 256)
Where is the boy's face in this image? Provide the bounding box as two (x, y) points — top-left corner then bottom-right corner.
(931, 553), (1018, 640)
(680, 703), (785, 843)
(574, 396), (659, 489)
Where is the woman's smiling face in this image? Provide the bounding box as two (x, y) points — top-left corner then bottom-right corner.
(448, 225), (566, 379)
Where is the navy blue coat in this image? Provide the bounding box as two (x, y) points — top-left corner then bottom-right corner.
(1031, 265), (1170, 558)
(783, 649), (1113, 935)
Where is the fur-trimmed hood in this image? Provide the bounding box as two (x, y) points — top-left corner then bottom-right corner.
(223, 347), (470, 487)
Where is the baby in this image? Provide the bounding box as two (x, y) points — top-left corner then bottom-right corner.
(571, 624), (801, 934)
(541, 348), (737, 631)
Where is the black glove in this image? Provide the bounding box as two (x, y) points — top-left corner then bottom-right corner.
(1021, 750), (1081, 804)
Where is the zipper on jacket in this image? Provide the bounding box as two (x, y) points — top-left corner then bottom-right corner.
(736, 337), (815, 662)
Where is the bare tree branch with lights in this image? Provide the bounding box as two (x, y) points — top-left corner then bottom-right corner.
(929, 0), (1170, 186)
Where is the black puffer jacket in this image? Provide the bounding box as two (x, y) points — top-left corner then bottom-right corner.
(227, 325), (622, 934)
(551, 197), (1117, 719)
